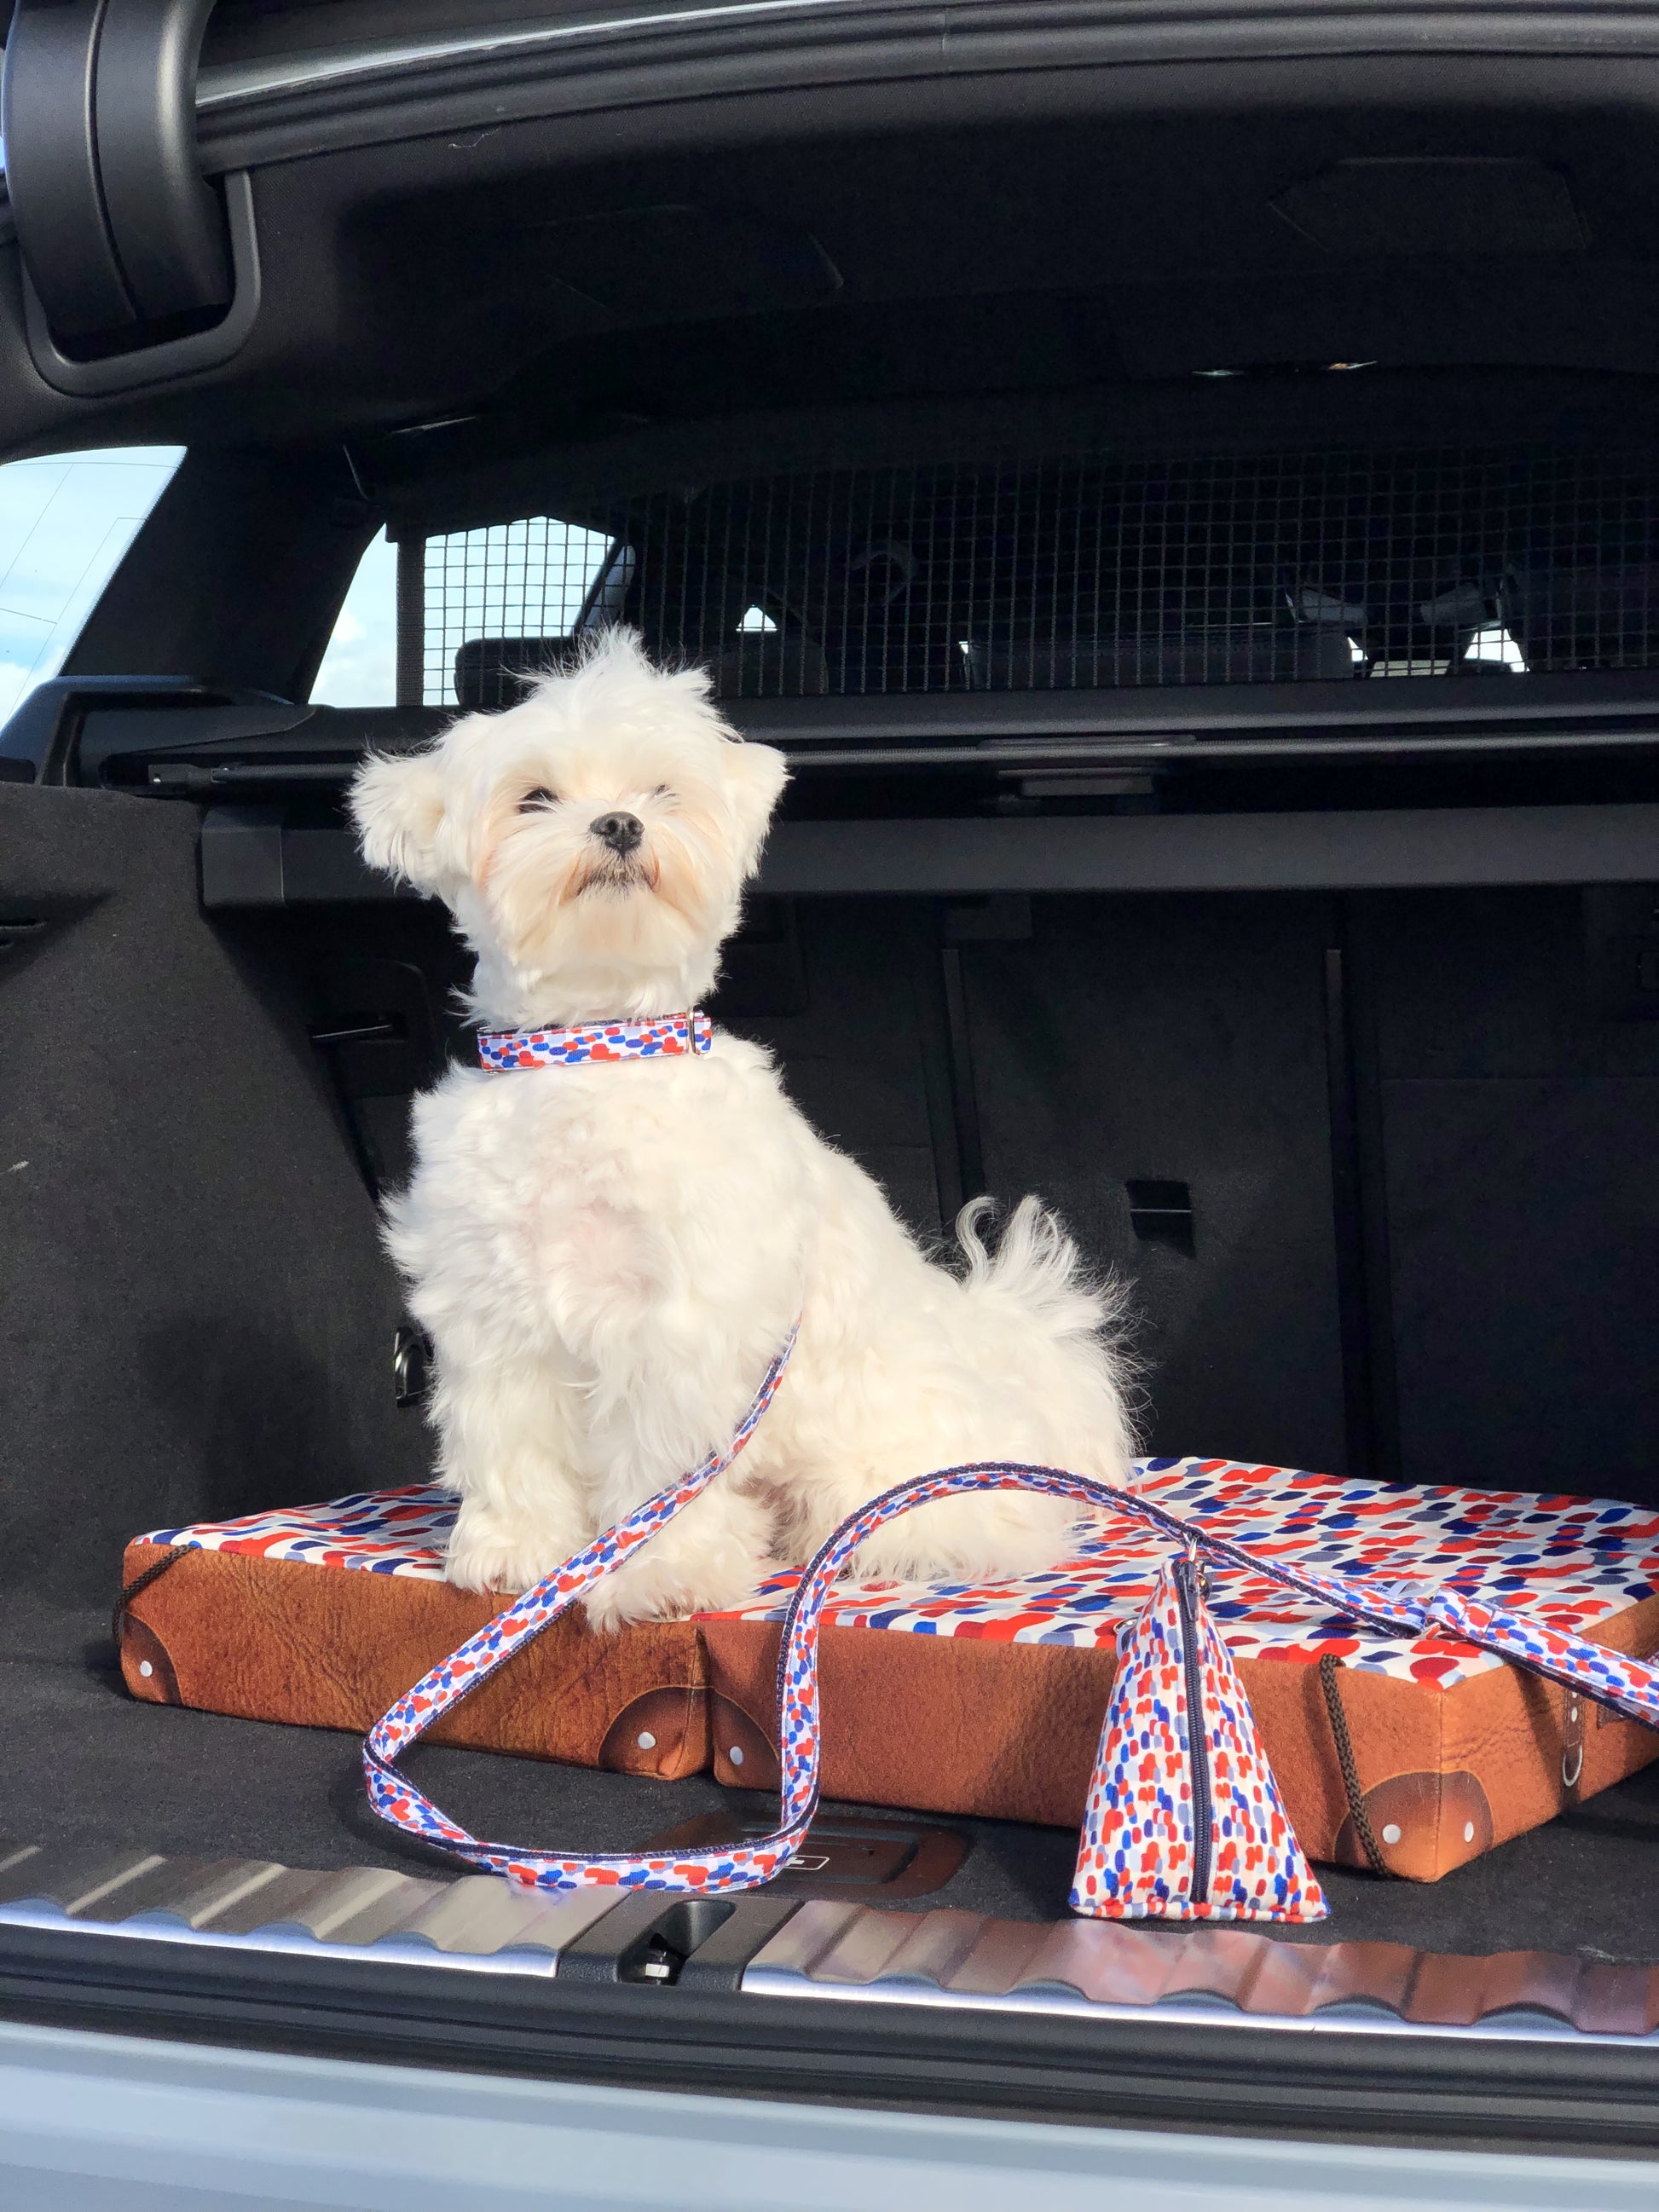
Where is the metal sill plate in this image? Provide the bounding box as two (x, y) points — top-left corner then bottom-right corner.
(742, 1900), (1659, 2046)
(5, 1836), (1659, 2047)
(0, 1842), (612, 1978)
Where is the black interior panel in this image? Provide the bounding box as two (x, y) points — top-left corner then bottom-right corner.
(13, 793), (1658, 1577)
(13, 55), (1659, 456)
(962, 894), (1349, 1474)
(1385, 1076), (1659, 1498)
(1368, 887), (1659, 1502)
(725, 899), (953, 1246)
(0, 787), (429, 1606)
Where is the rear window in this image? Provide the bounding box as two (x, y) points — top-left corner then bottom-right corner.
(0, 445), (184, 723)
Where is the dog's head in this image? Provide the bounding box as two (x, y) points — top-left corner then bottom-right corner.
(349, 628), (788, 1023)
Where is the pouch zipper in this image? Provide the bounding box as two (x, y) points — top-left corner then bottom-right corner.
(1175, 1551), (1213, 1902)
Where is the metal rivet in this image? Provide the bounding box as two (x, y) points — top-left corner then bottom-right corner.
(138, 1660), (153, 1678)
(1570, 1705), (1580, 1723)
(1464, 1822), (1476, 1844)
(728, 1745), (745, 1766)
(636, 1730), (656, 1751)
(1381, 1822), (1402, 1845)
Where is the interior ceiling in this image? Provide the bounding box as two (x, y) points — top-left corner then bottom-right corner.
(384, 107), (1659, 419)
(332, 101), (1659, 494)
(14, 79), (1659, 470)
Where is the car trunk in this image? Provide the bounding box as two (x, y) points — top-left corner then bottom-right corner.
(5, 0), (1659, 2146)
(6, 792), (1659, 1935)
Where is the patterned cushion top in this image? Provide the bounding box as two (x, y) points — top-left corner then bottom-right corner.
(141, 1457), (1659, 1689)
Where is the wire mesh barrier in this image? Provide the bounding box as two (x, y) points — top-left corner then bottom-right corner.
(413, 446), (1659, 704)
(419, 517), (616, 708)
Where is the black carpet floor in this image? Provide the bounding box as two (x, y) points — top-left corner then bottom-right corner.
(9, 1599), (1659, 1963)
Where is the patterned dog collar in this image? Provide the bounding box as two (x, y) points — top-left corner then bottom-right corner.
(477, 1010), (712, 1071)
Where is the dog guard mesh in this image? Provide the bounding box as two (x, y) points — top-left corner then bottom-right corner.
(421, 517), (616, 709)
(418, 444), (1659, 707)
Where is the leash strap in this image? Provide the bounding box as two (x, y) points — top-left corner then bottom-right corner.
(367, 1429), (1659, 1896)
(362, 1329), (798, 1889)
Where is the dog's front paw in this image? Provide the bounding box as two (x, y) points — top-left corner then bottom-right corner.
(581, 1553), (699, 1630)
(581, 1545), (763, 1631)
(446, 1499), (588, 1597)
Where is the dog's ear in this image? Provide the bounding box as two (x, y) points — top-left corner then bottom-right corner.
(349, 748), (453, 892)
(722, 739), (789, 875)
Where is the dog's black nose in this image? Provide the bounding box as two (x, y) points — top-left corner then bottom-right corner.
(590, 811), (643, 854)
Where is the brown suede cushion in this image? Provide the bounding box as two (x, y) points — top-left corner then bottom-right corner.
(119, 1534), (1659, 1882)
(698, 1599), (1659, 1880)
(119, 1539), (708, 1781)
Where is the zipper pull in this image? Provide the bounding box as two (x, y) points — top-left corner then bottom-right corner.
(1182, 1528), (1211, 1605)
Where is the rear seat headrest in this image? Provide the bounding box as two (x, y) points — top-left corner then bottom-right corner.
(454, 632), (831, 707)
(452, 637), (569, 710)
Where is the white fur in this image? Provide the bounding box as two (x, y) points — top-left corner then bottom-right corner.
(350, 629), (1136, 1625)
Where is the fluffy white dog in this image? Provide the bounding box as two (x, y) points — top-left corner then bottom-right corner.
(350, 629), (1135, 1626)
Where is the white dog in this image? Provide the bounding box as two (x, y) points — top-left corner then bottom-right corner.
(349, 629), (1135, 1626)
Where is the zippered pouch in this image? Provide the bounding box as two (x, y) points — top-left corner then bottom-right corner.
(1073, 1551), (1326, 1920)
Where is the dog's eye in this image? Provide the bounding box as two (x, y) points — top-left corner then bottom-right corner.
(517, 787), (558, 813)
(650, 784), (672, 801)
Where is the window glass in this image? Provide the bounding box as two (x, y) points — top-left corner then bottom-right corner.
(0, 445), (185, 723)
(311, 527), (397, 706)
(1463, 623), (1527, 671)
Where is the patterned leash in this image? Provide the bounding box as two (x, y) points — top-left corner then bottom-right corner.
(365, 1349), (1659, 1905)
(363, 1330), (801, 1891)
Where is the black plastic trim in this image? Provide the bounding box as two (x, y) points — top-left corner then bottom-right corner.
(95, 0), (231, 327)
(22, 171), (261, 398)
(196, 800), (1659, 907)
(757, 808), (1659, 893)
(0, 0), (136, 345)
(0, 677), (237, 784)
(76, 667), (1659, 779)
(556, 1891), (801, 1990)
(188, 5), (1659, 180)
(2, 0), (230, 364)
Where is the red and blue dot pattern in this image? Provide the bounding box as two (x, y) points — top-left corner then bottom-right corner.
(143, 1463), (1659, 1695)
(476, 1009), (712, 1071)
(1072, 1556), (1327, 1922)
(142, 1486), (458, 1574)
(706, 1460), (1659, 1689)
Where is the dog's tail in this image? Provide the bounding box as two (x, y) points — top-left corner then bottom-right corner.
(955, 1194), (1127, 1345)
(956, 1196), (1142, 1465)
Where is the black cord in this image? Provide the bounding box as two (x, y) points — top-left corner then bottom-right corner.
(1318, 1649), (1391, 1876)
(111, 1545), (187, 1649)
